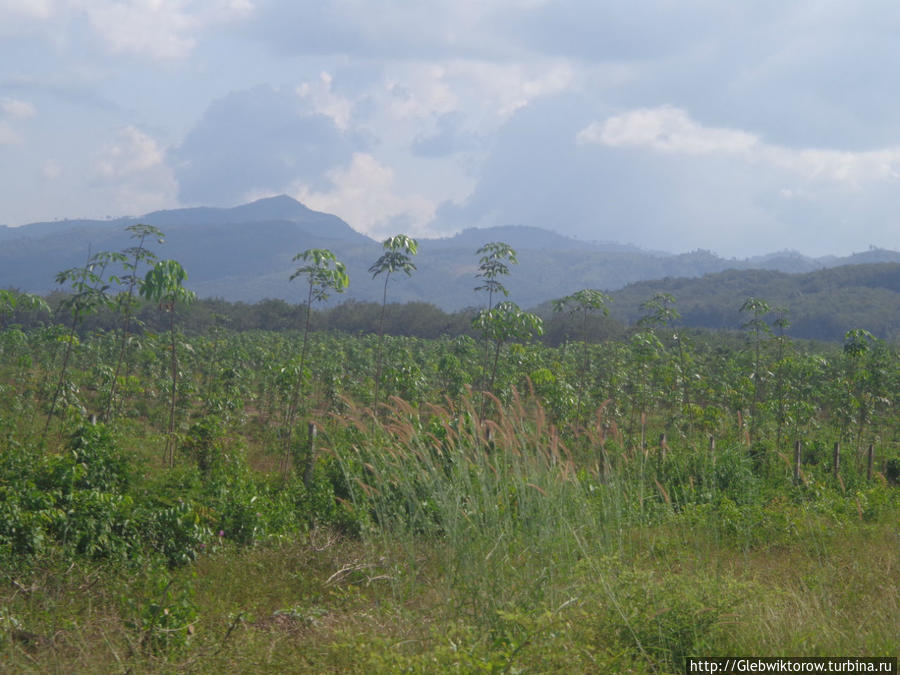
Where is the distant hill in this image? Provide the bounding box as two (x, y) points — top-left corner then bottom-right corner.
(3, 195), (900, 341)
(603, 263), (900, 342)
(0, 196), (369, 295)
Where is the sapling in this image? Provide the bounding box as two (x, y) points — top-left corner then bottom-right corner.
(44, 251), (120, 440)
(369, 235), (417, 418)
(472, 300), (543, 417)
(474, 242), (517, 410)
(140, 260), (196, 467)
(553, 289), (610, 422)
(104, 224), (165, 421)
(283, 249), (348, 472)
(740, 296), (771, 442)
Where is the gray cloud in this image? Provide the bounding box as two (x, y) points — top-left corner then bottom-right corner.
(172, 85), (355, 205)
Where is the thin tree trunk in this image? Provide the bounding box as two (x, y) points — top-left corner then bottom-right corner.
(283, 284), (314, 473)
(166, 304), (177, 467)
(478, 287), (495, 419)
(104, 234), (148, 422)
(42, 317), (78, 440)
(373, 274), (389, 419)
(676, 336), (694, 438)
(483, 338), (502, 419)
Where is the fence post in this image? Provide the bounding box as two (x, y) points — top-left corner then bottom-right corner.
(709, 435), (716, 466)
(658, 432), (667, 471)
(793, 440), (802, 483)
(833, 441), (840, 479)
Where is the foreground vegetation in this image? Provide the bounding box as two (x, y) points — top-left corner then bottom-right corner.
(1, 238), (898, 672)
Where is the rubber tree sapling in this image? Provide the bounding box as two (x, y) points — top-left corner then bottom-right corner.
(842, 328), (890, 455)
(472, 300), (543, 417)
(552, 289), (610, 422)
(770, 307), (791, 453)
(474, 242), (517, 313)
(140, 259), (196, 467)
(369, 234), (417, 417)
(474, 242), (518, 407)
(740, 296), (771, 442)
(104, 223), (165, 421)
(638, 293), (695, 437)
(283, 248), (348, 471)
(43, 251), (121, 440)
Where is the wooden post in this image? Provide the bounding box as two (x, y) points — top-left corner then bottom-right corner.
(793, 440), (802, 483)
(709, 435), (716, 466)
(867, 442), (874, 482)
(658, 432), (667, 469)
(833, 441), (840, 479)
(303, 422), (317, 490)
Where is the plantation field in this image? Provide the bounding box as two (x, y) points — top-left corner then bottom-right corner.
(1, 317), (898, 673)
(1, 232), (899, 673)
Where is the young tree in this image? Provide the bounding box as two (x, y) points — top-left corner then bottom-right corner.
(283, 249), (348, 470)
(472, 300), (543, 416)
(140, 260), (196, 467)
(770, 307), (792, 452)
(44, 251), (121, 439)
(474, 242), (518, 402)
(104, 224), (165, 421)
(474, 242), (518, 312)
(639, 293), (695, 436)
(369, 234), (417, 416)
(740, 296), (771, 441)
(841, 328), (890, 454)
(552, 289), (610, 421)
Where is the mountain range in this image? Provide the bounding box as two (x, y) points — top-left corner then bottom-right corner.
(3, 196), (900, 332)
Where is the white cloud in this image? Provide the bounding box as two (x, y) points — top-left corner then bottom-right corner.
(1, 98), (37, 120)
(94, 125), (177, 213)
(296, 72), (354, 131)
(381, 59), (576, 124)
(293, 153), (436, 238)
(385, 65), (459, 121)
(580, 105), (757, 155)
(579, 105), (900, 188)
(84, 0), (199, 61)
(96, 126), (167, 177)
(2, 0), (255, 61)
(0, 122), (23, 145)
(453, 60), (576, 119)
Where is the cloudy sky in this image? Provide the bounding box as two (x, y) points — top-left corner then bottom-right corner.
(3, 1), (900, 257)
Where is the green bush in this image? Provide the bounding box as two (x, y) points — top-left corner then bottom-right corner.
(37, 423), (131, 493)
(139, 500), (210, 567)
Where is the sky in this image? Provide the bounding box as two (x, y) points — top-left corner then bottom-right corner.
(2, 0), (900, 257)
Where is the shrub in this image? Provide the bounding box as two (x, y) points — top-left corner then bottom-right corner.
(139, 500), (210, 567)
(37, 422), (131, 494)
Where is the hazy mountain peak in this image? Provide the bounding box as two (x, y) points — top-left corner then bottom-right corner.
(226, 195), (315, 222)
